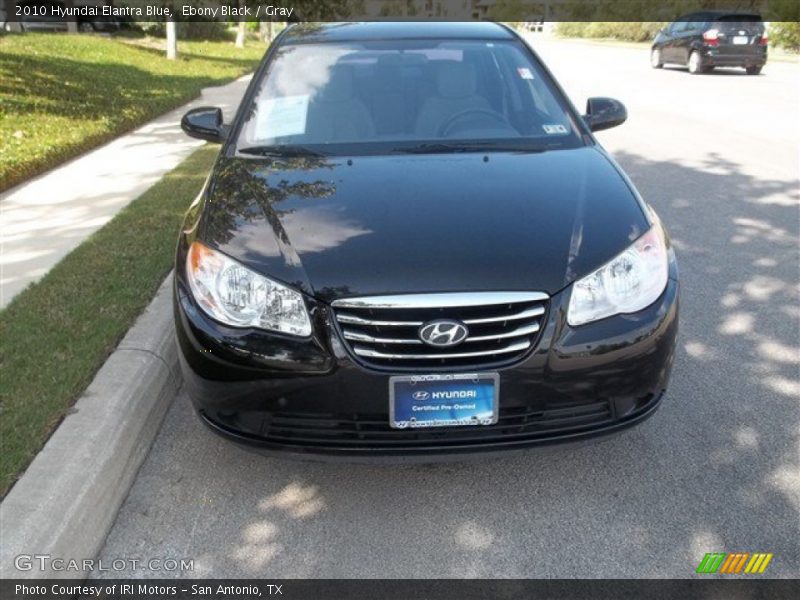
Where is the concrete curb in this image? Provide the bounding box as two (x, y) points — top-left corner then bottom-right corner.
(0, 275), (181, 579)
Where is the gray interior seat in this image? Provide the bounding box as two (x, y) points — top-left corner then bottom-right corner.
(370, 54), (406, 135)
(306, 65), (375, 143)
(415, 62), (491, 137)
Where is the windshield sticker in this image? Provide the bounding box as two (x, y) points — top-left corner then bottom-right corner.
(517, 67), (534, 80)
(543, 124), (568, 134)
(255, 94), (309, 139)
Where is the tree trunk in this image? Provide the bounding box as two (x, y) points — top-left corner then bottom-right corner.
(235, 20), (246, 48)
(235, 2), (246, 48)
(166, 21), (177, 60)
(64, 0), (77, 33)
(3, 0), (20, 31)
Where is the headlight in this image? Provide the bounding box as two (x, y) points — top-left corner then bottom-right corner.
(567, 219), (668, 327)
(186, 241), (312, 337)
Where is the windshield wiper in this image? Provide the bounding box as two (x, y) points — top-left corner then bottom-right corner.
(237, 145), (326, 158)
(393, 141), (547, 155)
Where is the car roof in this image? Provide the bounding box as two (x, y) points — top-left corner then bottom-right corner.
(281, 21), (516, 45)
(676, 10), (762, 21)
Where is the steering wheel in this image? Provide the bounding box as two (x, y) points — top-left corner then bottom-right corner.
(437, 108), (511, 138)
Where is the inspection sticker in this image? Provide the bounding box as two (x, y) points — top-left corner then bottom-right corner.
(517, 67), (534, 80)
(542, 124), (568, 134)
(255, 94), (309, 139)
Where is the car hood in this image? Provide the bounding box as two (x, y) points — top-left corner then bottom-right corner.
(201, 147), (649, 303)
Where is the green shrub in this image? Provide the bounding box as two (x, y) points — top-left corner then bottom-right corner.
(555, 23), (590, 38)
(588, 22), (665, 42)
(558, 22), (665, 43)
(769, 22), (800, 53)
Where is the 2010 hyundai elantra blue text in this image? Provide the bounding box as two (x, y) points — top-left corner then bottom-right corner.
(174, 22), (679, 459)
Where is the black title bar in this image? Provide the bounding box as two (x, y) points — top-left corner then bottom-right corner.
(3, 579), (800, 600)
(0, 0), (785, 23)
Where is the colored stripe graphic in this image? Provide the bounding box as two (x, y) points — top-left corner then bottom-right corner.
(733, 553), (749, 573)
(746, 553), (774, 574)
(697, 553), (726, 573)
(699, 553), (773, 574)
(720, 553), (749, 574)
(720, 553), (737, 573)
(759, 554), (774, 573)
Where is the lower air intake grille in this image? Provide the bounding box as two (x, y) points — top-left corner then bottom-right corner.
(331, 292), (548, 371)
(214, 400), (615, 449)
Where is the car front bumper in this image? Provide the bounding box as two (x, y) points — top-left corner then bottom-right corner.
(174, 263), (679, 459)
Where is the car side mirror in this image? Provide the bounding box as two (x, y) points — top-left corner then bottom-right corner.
(181, 107), (228, 143)
(583, 97), (627, 132)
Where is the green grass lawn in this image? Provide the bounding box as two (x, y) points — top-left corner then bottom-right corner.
(0, 145), (218, 497)
(0, 34), (265, 192)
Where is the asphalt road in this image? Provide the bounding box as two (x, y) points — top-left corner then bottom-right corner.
(96, 37), (799, 578)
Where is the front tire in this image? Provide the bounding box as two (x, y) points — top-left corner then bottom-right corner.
(746, 66), (762, 75)
(651, 48), (663, 69)
(688, 50), (704, 75)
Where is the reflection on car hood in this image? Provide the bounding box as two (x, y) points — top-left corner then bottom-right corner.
(201, 147), (649, 302)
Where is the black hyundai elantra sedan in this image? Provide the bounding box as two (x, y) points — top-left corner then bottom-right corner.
(175, 22), (679, 459)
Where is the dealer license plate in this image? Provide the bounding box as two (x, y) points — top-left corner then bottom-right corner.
(389, 373), (499, 429)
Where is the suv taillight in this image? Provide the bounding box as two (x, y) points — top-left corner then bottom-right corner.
(703, 28), (720, 46)
(759, 33), (768, 46)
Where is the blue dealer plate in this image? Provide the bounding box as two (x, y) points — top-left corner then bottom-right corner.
(389, 373), (499, 429)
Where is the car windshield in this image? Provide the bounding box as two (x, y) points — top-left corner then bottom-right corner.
(236, 39), (582, 155)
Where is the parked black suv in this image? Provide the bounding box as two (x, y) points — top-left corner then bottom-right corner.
(651, 11), (767, 75)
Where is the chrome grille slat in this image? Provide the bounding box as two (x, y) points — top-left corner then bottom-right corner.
(332, 291), (548, 309)
(337, 305), (545, 328)
(336, 313), (424, 327)
(343, 330), (423, 345)
(342, 322), (539, 345)
(463, 305), (545, 324)
(331, 291), (548, 370)
(466, 322), (540, 342)
(352, 340), (531, 360)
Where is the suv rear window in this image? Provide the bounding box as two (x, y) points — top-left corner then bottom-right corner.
(713, 14), (764, 31)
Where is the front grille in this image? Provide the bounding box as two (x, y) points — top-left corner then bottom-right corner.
(238, 400), (614, 449)
(331, 292), (548, 371)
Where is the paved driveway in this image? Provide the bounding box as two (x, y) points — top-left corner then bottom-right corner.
(96, 37), (799, 578)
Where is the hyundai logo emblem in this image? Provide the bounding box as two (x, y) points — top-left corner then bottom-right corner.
(412, 391), (430, 401)
(418, 320), (469, 347)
